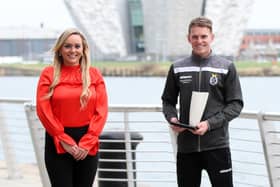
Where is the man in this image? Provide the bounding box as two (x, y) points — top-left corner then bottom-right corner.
(161, 16), (243, 187)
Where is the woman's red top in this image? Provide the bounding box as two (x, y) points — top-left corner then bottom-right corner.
(36, 64), (108, 155)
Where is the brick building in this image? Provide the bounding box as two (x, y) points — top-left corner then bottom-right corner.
(238, 29), (280, 62)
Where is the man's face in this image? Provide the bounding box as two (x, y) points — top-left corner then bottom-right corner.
(188, 26), (214, 58)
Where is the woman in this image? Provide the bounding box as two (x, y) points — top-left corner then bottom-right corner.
(36, 28), (108, 187)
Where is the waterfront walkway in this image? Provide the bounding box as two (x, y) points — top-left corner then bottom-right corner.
(0, 161), (41, 187)
(0, 161), (100, 187)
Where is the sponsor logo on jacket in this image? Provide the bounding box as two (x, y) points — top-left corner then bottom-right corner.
(179, 75), (192, 84)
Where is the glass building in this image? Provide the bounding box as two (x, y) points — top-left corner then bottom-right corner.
(127, 0), (145, 53)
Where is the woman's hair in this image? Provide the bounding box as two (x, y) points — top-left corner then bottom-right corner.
(188, 16), (213, 34)
(46, 28), (91, 108)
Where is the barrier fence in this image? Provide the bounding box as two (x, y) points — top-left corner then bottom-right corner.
(0, 98), (280, 187)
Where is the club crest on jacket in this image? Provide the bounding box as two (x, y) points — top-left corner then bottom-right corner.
(209, 73), (218, 86)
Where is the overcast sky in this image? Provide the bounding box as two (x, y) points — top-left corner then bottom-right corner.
(0, 0), (75, 30)
(0, 0), (278, 30)
(246, 0), (278, 29)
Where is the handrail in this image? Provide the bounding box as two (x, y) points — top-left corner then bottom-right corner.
(109, 104), (280, 121)
(0, 97), (32, 104)
(240, 111), (280, 121)
(0, 98), (32, 179)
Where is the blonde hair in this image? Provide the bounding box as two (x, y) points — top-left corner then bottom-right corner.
(46, 28), (91, 108)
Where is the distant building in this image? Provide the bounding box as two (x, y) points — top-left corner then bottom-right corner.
(65, 0), (254, 61)
(0, 26), (59, 63)
(0, 0), (254, 62)
(127, 0), (145, 53)
(238, 29), (280, 62)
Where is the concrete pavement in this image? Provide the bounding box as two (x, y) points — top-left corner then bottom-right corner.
(0, 161), (42, 187)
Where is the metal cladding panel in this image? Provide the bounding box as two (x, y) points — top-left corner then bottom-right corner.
(64, 0), (127, 60)
(165, 0), (205, 57)
(205, 0), (255, 57)
(142, 0), (254, 59)
(142, 0), (204, 57)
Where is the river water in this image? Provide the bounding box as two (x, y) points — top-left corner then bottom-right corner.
(0, 76), (279, 112)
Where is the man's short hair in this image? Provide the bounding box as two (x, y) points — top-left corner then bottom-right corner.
(188, 16), (213, 33)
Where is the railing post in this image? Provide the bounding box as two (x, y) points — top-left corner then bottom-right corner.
(0, 108), (21, 179)
(168, 127), (178, 160)
(124, 111), (134, 187)
(257, 111), (274, 187)
(24, 103), (51, 187)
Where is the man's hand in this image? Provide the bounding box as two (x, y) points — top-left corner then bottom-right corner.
(169, 117), (186, 133)
(190, 120), (209, 135)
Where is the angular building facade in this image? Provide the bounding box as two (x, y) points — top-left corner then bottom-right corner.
(141, 0), (204, 60)
(64, 0), (254, 61)
(64, 0), (127, 60)
(205, 0), (254, 57)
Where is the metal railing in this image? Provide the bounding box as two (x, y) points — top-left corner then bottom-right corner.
(0, 98), (32, 179)
(0, 98), (279, 187)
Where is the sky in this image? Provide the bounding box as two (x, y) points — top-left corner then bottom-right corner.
(246, 0), (279, 29)
(0, 0), (278, 30)
(0, 0), (75, 30)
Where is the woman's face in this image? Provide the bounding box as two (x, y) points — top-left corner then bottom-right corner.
(60, 34), (83, 66)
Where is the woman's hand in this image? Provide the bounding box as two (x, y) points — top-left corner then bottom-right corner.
(60, 141), (89, 160)
(73, 147), (89, 161)
(60, 141), (79, 156)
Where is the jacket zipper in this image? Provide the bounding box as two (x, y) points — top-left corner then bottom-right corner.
(197, 65), (202, 152)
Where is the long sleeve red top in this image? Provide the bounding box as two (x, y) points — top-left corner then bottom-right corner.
(36, 64), (108, 155)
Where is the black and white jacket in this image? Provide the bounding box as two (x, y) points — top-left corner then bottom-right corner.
(161, 53), (243, 153)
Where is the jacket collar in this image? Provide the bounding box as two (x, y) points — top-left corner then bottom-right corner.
(191, 50), (213, 64)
